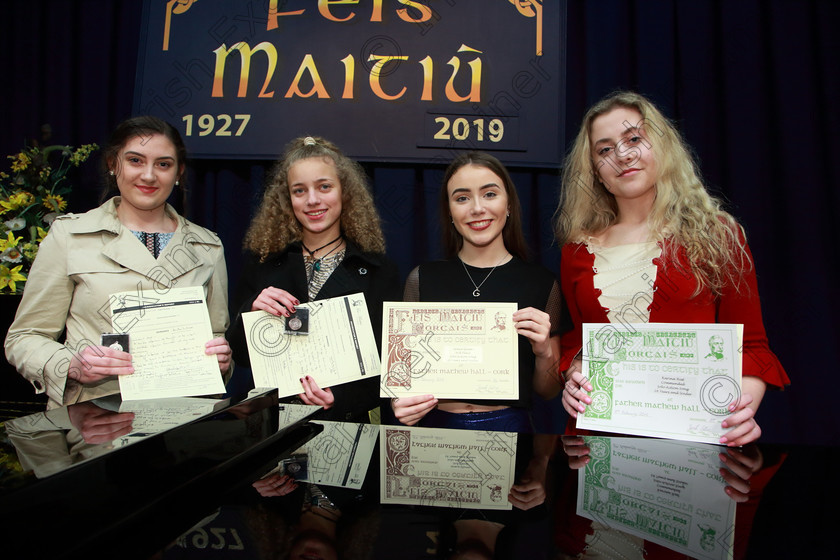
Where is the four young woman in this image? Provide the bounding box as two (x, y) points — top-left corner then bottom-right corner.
(4, 94), (788, 441)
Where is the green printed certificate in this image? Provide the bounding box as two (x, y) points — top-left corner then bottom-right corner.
(577, 436), (735, 560)
(575, 323), (743, 444)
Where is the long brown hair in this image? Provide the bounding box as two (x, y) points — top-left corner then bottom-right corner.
(439, 152), (530, 261)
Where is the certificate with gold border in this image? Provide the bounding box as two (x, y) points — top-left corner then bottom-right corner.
(379, 302), (519, 400)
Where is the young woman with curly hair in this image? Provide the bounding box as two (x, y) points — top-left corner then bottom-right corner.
(555, 91), (789, 446)
(228, 136), (400, 422)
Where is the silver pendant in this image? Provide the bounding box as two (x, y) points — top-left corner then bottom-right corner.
(473, 288), (480, 297)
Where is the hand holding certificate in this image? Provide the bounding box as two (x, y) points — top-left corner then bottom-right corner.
(110, 286), (225, 400)
(574, 323), (743, 444)
(242, 293), (380, 398)
(380, 302), (519, 400)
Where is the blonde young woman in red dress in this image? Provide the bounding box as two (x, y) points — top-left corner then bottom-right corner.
(555, 91), (789, 446)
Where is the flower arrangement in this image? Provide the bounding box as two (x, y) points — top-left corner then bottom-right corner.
(0, 143), (97, 294)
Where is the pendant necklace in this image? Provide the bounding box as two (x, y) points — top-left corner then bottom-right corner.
(460, 253), (510, 297)
(302, 235), (342, 273)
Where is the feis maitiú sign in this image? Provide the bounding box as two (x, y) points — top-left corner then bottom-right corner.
(134, 0), (565, 165)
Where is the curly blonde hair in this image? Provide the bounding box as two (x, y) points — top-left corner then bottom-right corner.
(244, 136), (386, 260)
(554, 91), (751, 296)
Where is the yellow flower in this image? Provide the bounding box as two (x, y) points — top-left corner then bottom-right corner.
(22, 242), (39, 261)
(0, 231), (23, 252)
(43, 194), (67, 212)
(0, 264), (26, 292)
(16, 191), (34, 205)
(39, 166), (52, 181)
(70, 144), (98, 166)
(8, 152), (31, 172)
(36, 226), (48, 243)
(1, 191), (34, 212)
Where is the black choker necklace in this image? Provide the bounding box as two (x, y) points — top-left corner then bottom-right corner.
(302, 236), (343, 273)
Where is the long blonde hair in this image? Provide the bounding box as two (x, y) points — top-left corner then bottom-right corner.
(554, 91), (751, 296)
(243, 136), (386, 261)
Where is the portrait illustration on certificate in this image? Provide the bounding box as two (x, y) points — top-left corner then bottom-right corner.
(577, 436), (735, 560)
(381, 426), (517, 510)
(576, 323), (743, 444)
(380, 302), (518, 399)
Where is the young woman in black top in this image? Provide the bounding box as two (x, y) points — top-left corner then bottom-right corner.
(391, 152), (562, 431)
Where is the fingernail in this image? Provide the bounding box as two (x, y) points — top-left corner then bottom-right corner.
(305, 375), (311, 380)
(719, 436), (728, 444)
(299, 377), (303, 383)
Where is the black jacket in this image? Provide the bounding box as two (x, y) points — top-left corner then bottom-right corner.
(228, 242), (401, 421)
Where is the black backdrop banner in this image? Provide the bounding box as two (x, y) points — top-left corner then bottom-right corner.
(134, 0), (565, 165)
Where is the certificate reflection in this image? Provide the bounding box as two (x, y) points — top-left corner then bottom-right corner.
(558, 435), (761, 560)
(381, 427), (554, 512)
(5, 396), (229, 478)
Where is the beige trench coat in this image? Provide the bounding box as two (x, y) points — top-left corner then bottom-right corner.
(4, 198), (229, 408)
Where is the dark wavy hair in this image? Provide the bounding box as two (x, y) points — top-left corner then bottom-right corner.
(100, 116), (187, 204)
(439, 151), (530, 261)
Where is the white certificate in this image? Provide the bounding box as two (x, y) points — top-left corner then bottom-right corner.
(575, 323), (743, 444)
(577, 436), (735, 560)
(242, 293), (380, 398)
(380, 302), (519, 399)
(381, 426), (517, 510)
(112, 397), (228, 447)
(275, 401), (321, 429)
(295, 421), (379, 489)
(111, 285), (225, 401)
